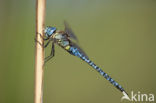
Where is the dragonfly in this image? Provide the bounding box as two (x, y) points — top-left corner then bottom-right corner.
(36, 21), (128, 96)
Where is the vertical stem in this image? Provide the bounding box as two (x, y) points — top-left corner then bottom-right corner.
(35, 0), (46, 103)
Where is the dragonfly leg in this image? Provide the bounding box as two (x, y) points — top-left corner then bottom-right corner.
(37, 32), (49, 40)
(34, 38), (44, 47)
(35, 36), (52, 48)
(44, 42), (55, 63)
(44, 39), (52, 48)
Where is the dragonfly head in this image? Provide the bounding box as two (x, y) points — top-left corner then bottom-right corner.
(44, 26), (56, 37)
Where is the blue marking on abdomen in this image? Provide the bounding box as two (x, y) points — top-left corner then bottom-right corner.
(69, 46), (125, 92)
(69, 47), (82, 58)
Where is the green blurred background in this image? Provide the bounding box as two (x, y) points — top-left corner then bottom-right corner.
(0, 0), (156, 103)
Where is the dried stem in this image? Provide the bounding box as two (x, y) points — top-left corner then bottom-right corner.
(34, 0), (46, 103)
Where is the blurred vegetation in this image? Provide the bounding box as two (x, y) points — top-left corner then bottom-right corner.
(0, 0), (156, 103)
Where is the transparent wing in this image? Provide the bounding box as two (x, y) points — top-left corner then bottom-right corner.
(64, 21), (78, 42)
(71, 42), (89, 59)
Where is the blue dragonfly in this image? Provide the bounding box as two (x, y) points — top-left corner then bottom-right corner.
(37, 21), (128, 96)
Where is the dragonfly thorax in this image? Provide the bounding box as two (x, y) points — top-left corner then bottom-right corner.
(44, 26), (56, 37)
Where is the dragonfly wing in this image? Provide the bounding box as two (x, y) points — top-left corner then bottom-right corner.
(71, 42), (89, 59)
(64, 21), (78, 42)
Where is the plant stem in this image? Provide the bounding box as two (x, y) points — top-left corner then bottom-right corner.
(35, 0), (46, 103)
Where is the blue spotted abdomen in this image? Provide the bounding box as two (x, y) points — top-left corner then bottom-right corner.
(69, 46), (125, 93)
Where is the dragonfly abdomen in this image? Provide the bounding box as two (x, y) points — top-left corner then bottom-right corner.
(69, 46), (125, 93)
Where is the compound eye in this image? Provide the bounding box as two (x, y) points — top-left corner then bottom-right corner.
(44, 28), (49, 37)
(50, 27), (56, 35)
(44, 26), (56, 37)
